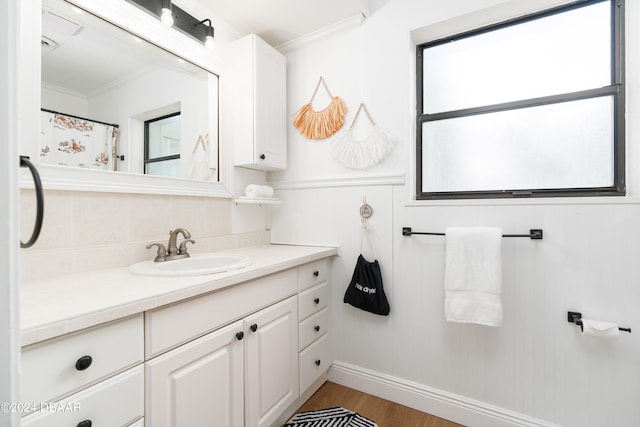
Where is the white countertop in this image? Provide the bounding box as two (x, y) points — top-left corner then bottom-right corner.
(20, 244), (338, 347)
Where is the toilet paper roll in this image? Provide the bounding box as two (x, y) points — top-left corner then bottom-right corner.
(580, 319), (620, 340)
(244, 184), (274, 199)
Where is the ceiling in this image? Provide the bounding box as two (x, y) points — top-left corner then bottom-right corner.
(197, 0), (372, 46)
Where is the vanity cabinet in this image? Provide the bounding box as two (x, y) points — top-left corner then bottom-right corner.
(145, 269), (299, 427)
(19, 249), (335, 427)
(20, 314), (144, 426)
(227, 33), (287, 171)
(297, 259), (332, 392)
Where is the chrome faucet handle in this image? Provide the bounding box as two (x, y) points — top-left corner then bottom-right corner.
(146, 242), (167, 262)
(178, 239), (195, 256)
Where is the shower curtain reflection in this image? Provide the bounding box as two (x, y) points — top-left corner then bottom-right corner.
(40, 109), (119, 171)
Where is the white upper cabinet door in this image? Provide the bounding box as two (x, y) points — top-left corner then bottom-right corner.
(228, 34), (287, 171)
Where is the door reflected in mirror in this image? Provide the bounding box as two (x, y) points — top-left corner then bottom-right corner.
(40, 0), (219, 182)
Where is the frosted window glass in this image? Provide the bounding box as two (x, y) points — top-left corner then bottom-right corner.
(422, 1), (611, 113)
(147, 114), (181, 158)
(421, 96), (614, 193)
(146, 159), (181, 177)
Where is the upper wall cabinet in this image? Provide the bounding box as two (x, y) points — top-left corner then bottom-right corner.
(226, 34), (287, 171)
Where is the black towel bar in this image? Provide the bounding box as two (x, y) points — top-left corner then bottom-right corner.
(401, 227), (543, 240)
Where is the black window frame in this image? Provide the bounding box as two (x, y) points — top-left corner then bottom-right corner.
(143, 111), (181, 175)
(415, 0), (625, 200)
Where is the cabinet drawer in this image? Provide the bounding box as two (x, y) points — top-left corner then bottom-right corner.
(299, 334), (331, 393)
(298, 308), (328, 351)
(298, 259), (328, 291)
(146, 268), (297, 358)
(21, 314), (143, 405)
(298, 282), (328, 321)
(22, 365), (144, 426)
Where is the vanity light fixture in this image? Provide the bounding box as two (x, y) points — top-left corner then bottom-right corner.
(200, 19), (215, 50)
(160, 0), (174, 27)
(126, 0), (216, 49)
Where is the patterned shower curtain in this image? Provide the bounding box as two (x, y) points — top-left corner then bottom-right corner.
(40, 111), (119, 171)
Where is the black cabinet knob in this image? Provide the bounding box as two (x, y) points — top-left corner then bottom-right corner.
(77, 420), (92, 427)
(315, 359), (321, 366)
(235, 331), (244, 340)
(250, 323), (258, 332)
(313, 270), (319, 277)
(314, 325), (320, 332)
(259, 154), (266, 160)
(314, 298), (320, 304)
(75, 355), (93, 371)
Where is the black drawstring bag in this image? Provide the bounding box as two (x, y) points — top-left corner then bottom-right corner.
(343, 254), (390, 316)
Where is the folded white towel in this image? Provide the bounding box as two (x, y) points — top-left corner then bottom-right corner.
(244, 184), (274, 199)
(444, 227), (503, 326)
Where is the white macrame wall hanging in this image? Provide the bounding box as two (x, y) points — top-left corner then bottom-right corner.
(187, 133), (213, 180)
(332, 103), (397, 169)
(293, 76), (348, 140)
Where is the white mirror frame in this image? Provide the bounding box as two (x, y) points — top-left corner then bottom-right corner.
(21, 0), (232, 198)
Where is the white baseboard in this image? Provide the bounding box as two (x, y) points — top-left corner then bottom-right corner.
(328, 361), (563, 427)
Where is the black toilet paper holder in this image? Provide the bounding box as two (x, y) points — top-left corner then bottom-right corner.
(568, 311), (631, 333)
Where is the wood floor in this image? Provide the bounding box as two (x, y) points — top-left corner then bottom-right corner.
(294, 382), (465, 427)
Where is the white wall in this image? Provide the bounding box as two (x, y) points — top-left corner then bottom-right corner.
(269, 0), (640, 426)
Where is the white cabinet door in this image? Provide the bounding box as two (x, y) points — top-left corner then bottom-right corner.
(145, 320), (245, 427)
(244, 296), (298, 427)
(229, 34), (286, 171)
(253, 34), (286, 170)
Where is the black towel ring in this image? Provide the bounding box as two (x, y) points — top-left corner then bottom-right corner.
(20, 156), (44, 248)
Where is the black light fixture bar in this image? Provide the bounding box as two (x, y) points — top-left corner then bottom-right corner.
(126, 0), (210, 45)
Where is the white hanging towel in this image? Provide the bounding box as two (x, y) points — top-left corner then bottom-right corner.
(444, 227), (503, 326)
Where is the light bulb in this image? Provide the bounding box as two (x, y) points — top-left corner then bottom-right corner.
(160, 8), (174, 27)
(205, 35), (215, 50)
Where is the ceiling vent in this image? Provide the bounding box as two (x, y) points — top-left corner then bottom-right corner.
(41, 9), (81, 52)
(41, 35), (58, 55)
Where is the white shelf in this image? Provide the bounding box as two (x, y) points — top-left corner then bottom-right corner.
(234, 197), (282, 206)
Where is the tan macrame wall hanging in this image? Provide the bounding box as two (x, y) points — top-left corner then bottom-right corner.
(332, 103), (397, 170)
(293, 76), (348, 140)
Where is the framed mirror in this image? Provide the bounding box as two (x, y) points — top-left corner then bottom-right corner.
(32, 0), (228, 197)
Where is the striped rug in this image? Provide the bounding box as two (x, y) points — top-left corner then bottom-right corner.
(283, 407), (378, 427)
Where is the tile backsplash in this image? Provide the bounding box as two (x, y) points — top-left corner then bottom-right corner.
(19, 189), (270, 281)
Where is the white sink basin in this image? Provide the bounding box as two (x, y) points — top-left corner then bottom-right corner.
(129, 253), (252, 277)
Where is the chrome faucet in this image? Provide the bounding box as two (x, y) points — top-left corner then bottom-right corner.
(146, 228), (195, 262)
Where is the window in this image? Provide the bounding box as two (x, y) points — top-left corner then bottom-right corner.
(144, 112), (181, 177)
(416, 0), (624, 199)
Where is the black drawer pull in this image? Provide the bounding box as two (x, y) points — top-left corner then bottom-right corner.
(314, 298), (320, 304)
(313, 270), (319, 277)
(75, 355), (93, 371)
(314, 325), (320, 332)
(259, 154), (266, 160)
(250, 323), (258, 332)
(77, 420), (92, 427)
(315, 359), (321, 366)
(235, 331), (244, 340)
